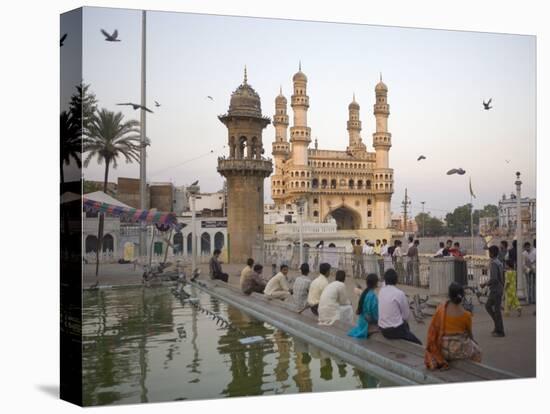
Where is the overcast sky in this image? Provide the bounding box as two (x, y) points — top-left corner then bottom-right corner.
(73, 6), (536, 218)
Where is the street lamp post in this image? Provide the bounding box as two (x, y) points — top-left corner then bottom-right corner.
(139, 10), (148, 257)
(296, 198), (305, 266)
(421, 201), (426, 238)
(188, 183), (199, 272)
(515, 172), (527, 300)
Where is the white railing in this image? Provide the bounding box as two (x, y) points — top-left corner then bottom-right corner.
(275, 222), (338, 235)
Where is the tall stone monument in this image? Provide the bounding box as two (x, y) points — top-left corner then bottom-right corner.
(218, 68), (272, 263)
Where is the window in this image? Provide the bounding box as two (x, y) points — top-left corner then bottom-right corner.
(367, 211), (372, 217)
(313, 211), (319, 217)
(313, 198), (318, 204)
(367, 199), (372, 205)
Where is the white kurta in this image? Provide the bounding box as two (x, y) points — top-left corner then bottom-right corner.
(318, 281), (353, 325)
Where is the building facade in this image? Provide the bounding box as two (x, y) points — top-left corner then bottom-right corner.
(498, 194), (536, 234)
(217, 69), (273, 263)
(271, 67), (393, 231)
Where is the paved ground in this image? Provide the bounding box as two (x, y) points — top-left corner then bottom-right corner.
(84, 262), (536, 378)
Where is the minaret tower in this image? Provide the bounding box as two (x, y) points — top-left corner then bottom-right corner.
(218, 68), (273, 263)
(372, 74), (394, 229)
(346, 93), (366, 153)
(271, 87), (290, 206)
(289, 62), (312, 200)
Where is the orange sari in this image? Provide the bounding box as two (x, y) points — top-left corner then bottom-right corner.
(425, 302), (481, 370)
(425, 302), (449, 370)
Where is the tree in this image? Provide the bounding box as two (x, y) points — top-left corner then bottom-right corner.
(415, 212), (445, 237)
(445, 204), (473, 236)
(84, 109), (141, 277)
(69, 82), (98, 139)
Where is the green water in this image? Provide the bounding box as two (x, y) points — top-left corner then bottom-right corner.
(82, 286), (392, 406)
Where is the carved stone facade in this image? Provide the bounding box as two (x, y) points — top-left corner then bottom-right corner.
(271, 69), (394, 230)
(218, 69), (273, 263)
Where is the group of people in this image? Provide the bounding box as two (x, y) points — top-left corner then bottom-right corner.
(434, 239), (465, 258)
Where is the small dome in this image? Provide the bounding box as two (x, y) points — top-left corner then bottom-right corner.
(348, 94), (360, 110)
(228, 82), (262, 117)
(276, 87), (287, 104)
(292, 70), (307, 83)
(375, 80), (388, 93)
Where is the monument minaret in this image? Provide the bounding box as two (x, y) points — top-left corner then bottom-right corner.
(218, 67), (272, 263)
(271, 87), (290, 206)
(346, 93), (366, 153)
(289, 62), (312, 201)
(372, 74), (393, 229)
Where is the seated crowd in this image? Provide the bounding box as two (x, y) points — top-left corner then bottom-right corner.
(211, 251), (485, 371)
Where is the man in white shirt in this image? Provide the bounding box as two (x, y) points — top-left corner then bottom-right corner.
(307, 263), (331, 315)
(239, 258), (254, 289)
(523, 241), (536, 304)
(318, 270), (353, 325)
(378, 269), (422, 344)
(265, 264), (291, 300)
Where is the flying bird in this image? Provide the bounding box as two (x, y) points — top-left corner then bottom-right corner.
(483, 98), (492, 110)
(446, 168), (466, 175)
(207, 96), (214, 101)
(505, 160), (511, 164)
(116, 102), (154, 113)
(154, 101), (161, 107)
(417, 155), (426, 161)
(60, 33), (67, 47)
(190, 180), (199, 186)
(101, 29), (121, 42)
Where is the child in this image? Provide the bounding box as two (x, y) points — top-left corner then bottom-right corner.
(504, 260), (521, 317)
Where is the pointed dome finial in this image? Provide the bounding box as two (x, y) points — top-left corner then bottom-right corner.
(353, 92), (356, 102)
(299, 60), (302, 71)
(244, 65), (248, 84)
(380, 72), (382, 81)
(280, 85), (282, 95)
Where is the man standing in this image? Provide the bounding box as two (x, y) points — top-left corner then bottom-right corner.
(242, 264), (267, 295)
(481, 246), (505, 337)
(407, 240), (420, 286)
(292, 263), (313, 310)
(353, 239), (364, 278)
(307, 263), (331, 315)
(265, 264), (292, 300)
(434, 242), (445, 257)
(393, 240), (405, 284)
(523, 241), (536, 305)
(209, 249), (229, 282)
(240, 258), (254, 289)
(378, 269), (422, 344)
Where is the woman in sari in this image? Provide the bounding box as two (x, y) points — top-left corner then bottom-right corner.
(504, 260), (522, 316)
(425, 282), (482, 370)
(348, 273), (379, 339)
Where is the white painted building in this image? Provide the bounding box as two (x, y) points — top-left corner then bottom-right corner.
(498, 194), (536, 234)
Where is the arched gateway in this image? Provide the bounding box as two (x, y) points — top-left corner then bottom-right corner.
(327, 206), (362, 230)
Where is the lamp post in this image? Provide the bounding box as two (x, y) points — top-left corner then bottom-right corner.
(139, 10), (148, 257)
(188, 183), (199, 271)
(421, 201), (426, 238)
(515, 172), (526, 300)
(296, 198), (305, 266)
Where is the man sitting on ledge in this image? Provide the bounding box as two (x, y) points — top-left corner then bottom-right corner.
(242, 264), (266, 295)
(209, 249), (229, 282)
(307, 263), (331, 315)
(264, 264), (292, 300)
(378, 269), (422, 345)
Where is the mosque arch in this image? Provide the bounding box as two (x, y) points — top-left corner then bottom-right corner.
(326, 205), (362, 230)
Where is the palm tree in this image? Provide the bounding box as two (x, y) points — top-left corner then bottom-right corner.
(60, 110), (82, 187)
(84, 109), (142, 278)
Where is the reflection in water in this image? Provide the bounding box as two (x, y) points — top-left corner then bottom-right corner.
(82, 286), (392, 406)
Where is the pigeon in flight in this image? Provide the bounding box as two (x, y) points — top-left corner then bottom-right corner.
(483, 98), (492, 110)
(60, 33), (67, 47)
(154, 101), (161, 107)
(447, 168), (466, 175)
(505, 160), (511, 164)
(207, 96), (214, 101)
(116, 102), (154, 113)
(417, 155), (426, 161)
(191, 180), (199, 186)
(101, 29), (121, 42)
